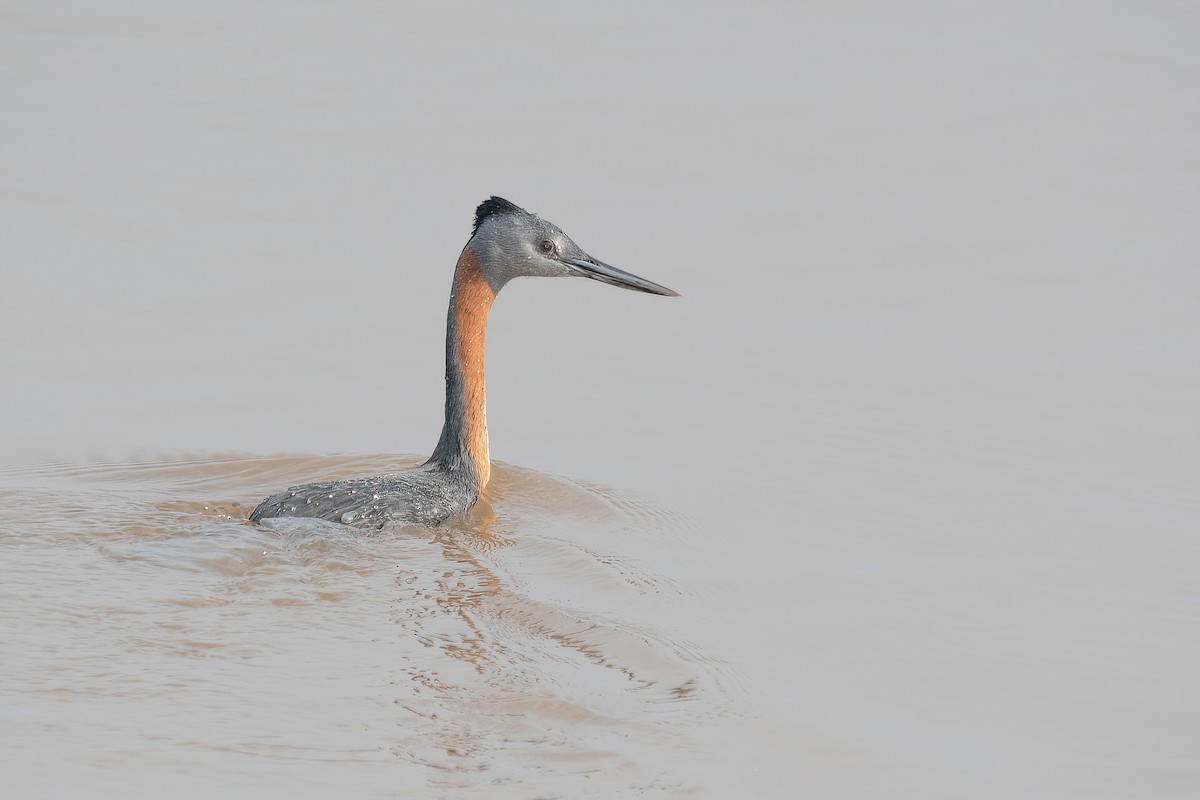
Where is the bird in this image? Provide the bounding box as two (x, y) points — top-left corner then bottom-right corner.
(249, 197), (678, 529)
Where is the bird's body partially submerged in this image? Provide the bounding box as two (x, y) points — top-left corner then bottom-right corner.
(249, 197), (677, 529)
(248, 463), (478, 527)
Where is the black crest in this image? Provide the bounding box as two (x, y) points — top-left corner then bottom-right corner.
(473, 196), (523, 236)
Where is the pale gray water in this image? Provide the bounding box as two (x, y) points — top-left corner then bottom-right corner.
(2, 2), (1199, 798)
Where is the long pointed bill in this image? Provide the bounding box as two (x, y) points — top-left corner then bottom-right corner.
(565, 257), (680, 297)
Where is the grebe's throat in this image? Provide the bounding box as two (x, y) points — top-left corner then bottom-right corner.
(428, 247), (495, 488)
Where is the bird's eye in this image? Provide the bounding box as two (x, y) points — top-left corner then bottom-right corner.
(539, 239), (556, 255)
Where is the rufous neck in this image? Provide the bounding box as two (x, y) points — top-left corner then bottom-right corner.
(428, 247), (495, 488)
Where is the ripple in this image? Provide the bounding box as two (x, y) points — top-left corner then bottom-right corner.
(0, 453), (736, 793)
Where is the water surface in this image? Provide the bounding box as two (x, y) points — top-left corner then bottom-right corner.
(2, 456), (733, 796)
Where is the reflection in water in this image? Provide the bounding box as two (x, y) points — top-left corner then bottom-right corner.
(0, 455), (732, 796)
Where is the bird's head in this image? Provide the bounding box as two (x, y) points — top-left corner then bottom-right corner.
(466, 196), (679, 297)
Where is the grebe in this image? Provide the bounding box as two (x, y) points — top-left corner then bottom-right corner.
(249, 197), (678, 528)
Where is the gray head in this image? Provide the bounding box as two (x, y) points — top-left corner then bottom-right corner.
(466, 197), (679, 297)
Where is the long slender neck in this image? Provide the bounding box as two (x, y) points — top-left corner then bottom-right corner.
(428, 247), (496, 489)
